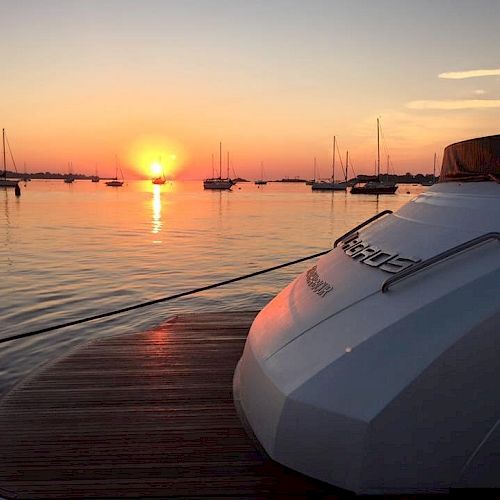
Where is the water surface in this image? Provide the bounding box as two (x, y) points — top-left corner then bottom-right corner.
(0, 180), (424, 396)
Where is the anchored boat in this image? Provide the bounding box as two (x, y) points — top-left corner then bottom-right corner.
(106, 157), (124, 187)
(204, 142), (234, 190)
(0, 129), (20, 189)
(311, 136), (349, 191)
(234, 134), (500, 494)
(351, 118), (397, 194)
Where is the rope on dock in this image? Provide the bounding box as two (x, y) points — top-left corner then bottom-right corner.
(0, 248), (331, 345)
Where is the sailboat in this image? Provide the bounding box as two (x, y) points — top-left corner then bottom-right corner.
(64, 162), (75, 183)
(421, 153), (437, 186)
(152, 158), (167, 185)
(351, 118), (398, 194)
(91, 165), (100, 183)
(305, 158), (317, 185)
(255, 162), (267, 185)
(23, 162), (31, 182)
(106, 157), (124, 187)
(0, 129), (20, 188)
(203, 142), (234, 189)
(311, 136), (348, 191)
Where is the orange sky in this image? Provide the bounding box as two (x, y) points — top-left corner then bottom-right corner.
(1, 1), (499, 179)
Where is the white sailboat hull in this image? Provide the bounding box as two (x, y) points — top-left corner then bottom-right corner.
(234, 181), (500, 494)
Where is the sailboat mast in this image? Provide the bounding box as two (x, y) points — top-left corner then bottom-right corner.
(219, 142), (222, 179)
(332, 136), (336, 183)
(2, 129), (6, 179)
(377, 118), (380, 181)
(346, 151), (349, 183)
(433, 152), (437, 179)
(211, 154), (214, 178)
(314, 157), (317, 180)
(226, 151), (230, 179)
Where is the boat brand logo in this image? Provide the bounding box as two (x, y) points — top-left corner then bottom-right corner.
(341, 233), (420, 273)
(305, 265), (334, 297)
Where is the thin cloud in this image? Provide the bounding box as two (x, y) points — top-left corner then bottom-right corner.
(473, 89), (486, 95)
(406, 99), (500, 110)
(439, 69), (500, 79)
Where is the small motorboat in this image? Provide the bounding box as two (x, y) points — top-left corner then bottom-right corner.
(234, 134), (500, 494)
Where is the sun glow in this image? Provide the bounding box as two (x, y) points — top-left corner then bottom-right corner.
(127, 136), (186, 179)
(151, 162), (163, 176)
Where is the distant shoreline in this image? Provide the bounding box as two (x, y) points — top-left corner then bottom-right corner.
(3, 171), (437, 185)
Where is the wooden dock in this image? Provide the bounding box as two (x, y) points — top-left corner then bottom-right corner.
(0, 311), (342, 499)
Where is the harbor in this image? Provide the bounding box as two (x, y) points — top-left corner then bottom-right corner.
(2, 0), (500, 496)
(0, 180), (423, 399)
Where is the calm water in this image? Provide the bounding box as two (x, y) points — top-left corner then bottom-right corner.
(0, 180), (424, 396)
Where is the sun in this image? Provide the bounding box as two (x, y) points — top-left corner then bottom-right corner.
(127, 136), (186, 179)
(151, 162), (162, 176)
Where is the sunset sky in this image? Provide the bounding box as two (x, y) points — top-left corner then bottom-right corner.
(1, 0), (499, 179)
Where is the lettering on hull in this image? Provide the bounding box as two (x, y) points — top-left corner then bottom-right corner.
(305, 266), (334, 297)
(341, 233), (420, 273)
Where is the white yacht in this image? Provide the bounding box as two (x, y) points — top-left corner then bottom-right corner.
(234, 134), (500, 494)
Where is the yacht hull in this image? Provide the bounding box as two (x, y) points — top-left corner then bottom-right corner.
(311, 182), (347, 191)
(351, 184), (397, 194)
(234, 182), (500, 494)
(0, 179), (19, 188)
(203, 178), (233, 190)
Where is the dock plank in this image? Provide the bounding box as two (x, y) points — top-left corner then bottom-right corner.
(0, 311), (342, 498)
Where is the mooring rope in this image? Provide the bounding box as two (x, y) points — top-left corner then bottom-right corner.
(0, 248), (331, 345)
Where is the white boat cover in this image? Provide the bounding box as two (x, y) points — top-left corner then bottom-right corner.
(440, 134), (500, 182)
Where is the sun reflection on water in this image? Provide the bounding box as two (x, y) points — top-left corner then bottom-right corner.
(152, 184), (162, 240)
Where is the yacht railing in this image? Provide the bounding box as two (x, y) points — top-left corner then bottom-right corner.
(333, 210), (393, 248)
(382, 232), (500, 293)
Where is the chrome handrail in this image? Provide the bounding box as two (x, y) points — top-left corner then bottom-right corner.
(381, 232), (500, 293)
(333, 210), (393, 248)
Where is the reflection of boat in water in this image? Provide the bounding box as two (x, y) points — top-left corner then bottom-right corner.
(106, 157), (124, 187)
(204, 142), (234, 190)
(234, 134), (500, 494)
(351, 119), (397, 195)
(311, 137), (348, 191)
(0, 129), (19, 189)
